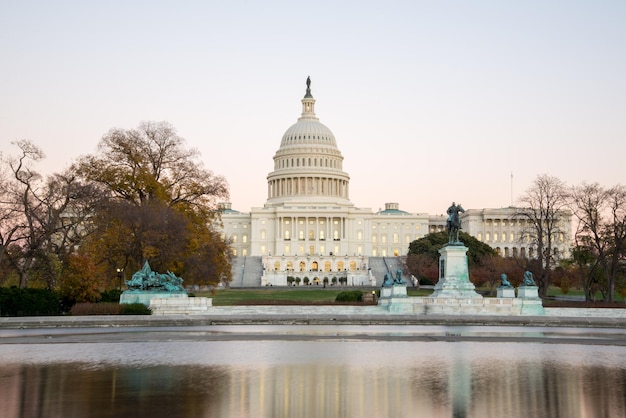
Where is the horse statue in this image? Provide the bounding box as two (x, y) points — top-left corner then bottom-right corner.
(446, 202), (465, 244)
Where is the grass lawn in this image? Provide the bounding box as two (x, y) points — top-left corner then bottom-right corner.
(194, 286), (624, 307)
(196, 287), (433, 306)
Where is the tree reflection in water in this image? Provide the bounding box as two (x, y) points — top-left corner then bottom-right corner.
(0, 339), (625, 418)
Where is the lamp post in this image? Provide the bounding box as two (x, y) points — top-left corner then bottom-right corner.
(117, 268), (124, 290)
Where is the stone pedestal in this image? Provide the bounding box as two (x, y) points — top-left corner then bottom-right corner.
(391, 284), (408, 297)
(431, 244), (482, 299)
(517, 286), (544, 315)
(517, 286), (539, 299)
(120, 290), (187, 306)
(378, 284), (412, 313)
(150, 297), (212, 314)
(497, 287), (516, 298)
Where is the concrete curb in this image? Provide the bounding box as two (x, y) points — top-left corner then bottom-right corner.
(2, 313), (626, 329)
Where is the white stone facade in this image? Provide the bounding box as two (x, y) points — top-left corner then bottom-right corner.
(219, 80), (572, 286)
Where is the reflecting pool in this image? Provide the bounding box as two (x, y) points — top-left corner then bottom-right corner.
(1, 325), (625, 418)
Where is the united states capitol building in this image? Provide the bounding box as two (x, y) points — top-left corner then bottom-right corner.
(219, 79), (572, 287)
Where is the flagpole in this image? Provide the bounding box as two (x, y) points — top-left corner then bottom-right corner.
(510, 172), (513, 207)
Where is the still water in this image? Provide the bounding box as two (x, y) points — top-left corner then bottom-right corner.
(0, 325), (625, 418)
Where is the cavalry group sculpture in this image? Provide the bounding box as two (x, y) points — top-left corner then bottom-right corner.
(125, 261), (185, 292)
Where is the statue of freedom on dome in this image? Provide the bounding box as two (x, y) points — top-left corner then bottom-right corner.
(306, 76), (311, 89)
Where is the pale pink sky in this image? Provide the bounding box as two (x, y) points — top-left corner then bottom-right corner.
(1, 1), (624, 216)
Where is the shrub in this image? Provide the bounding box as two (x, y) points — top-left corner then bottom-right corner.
(335, 290), (363, 303)
(71, 302), (122, 315)
(100, 289), (123, 303)
(120, 303), (152, 315)
(0, 287), (62, 316)
(69, 302), (151, 315)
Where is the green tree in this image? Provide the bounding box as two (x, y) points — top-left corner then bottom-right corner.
(407, 231), (498, 286)
(76, 121), (231, 288)
(408, 231), (497, 266)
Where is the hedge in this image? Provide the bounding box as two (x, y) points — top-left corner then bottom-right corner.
(0, 287), (62, 316)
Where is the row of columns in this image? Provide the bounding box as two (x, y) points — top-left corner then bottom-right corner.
(268, 176), (349, 199)
(275, 216), (346, 244)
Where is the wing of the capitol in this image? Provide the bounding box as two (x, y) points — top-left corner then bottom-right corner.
(218, 79), (572, 287)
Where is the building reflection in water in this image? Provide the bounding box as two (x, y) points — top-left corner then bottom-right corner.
(0, 340), (625, 418)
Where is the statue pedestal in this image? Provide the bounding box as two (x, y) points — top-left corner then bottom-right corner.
(378, 284), (411, 313)
(120, 290), (187, 306)
(391, 284), (408, 297)
(497, 287), (516, 298)
(431, 244), (482, 299)
(150, 297), (212, 314)
(518, 286), (539, 299)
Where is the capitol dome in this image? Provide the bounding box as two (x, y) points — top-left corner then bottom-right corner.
(266, 78), (351, 206)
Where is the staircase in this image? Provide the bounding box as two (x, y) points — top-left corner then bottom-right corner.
(229, 256), (263, 287)
(368, 257), (407, 286)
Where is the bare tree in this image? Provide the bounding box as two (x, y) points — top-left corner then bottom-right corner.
(570, 182), (626, 302)
(0, 141), (100, 288)
(516, 174), (569, 297)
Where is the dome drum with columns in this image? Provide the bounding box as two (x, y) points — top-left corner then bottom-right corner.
(218, 78), (572, 287)
(266, 80), (351, 207)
